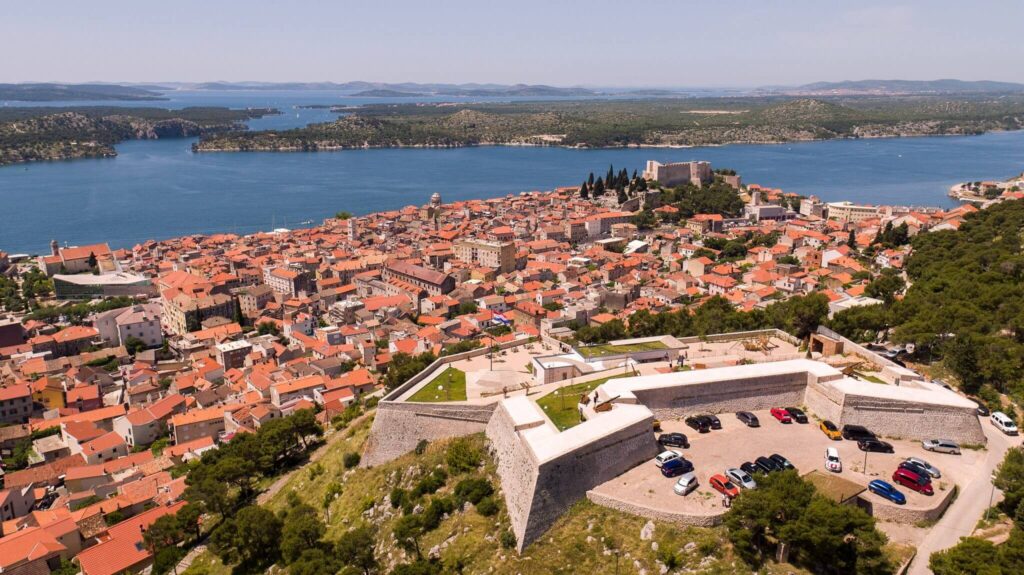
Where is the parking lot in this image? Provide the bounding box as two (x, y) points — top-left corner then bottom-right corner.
(590, 409), (986, 520)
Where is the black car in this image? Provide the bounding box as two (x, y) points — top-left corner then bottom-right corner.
(660, 457), (695, 477)
(785, 407), (808, 424)
(685, 416), (712, 433)
(658, 432), (689, 449)
(740, 461), (760, 476)
(898, 460), (930, 478)
(755, 456), (779, 473)
(705, 414), (722, 430)
(769, 453), (795, 470)
(842, 424), (876, 441)
(736, 411), (760, 427)
(974, 402), (990, 417)
(858, 438), (895, 453)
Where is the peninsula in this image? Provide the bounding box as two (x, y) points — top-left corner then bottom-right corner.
(193, 95), (1024, 153)
(0, 106), (277, 166)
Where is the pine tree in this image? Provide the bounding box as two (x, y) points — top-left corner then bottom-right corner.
(579, 182), (589, 200)
(588, 172), (595, 187)
(847, 229), (856, 249)
(593, 177), (605, 197)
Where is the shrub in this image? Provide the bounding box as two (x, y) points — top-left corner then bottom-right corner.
(390, 487), (407, 509)
(422, 497), (456, 531)
(445, 438), (481, 474)
(454, 478), (494, 505)
(414, 439), (429, 455)
(500, 530), (517, 550)
(475, 496), (499, 517)
(411, 468), (447, 499)
(343, 452), (361, 469)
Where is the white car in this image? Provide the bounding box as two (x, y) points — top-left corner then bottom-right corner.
(725, 467), (757, 489)
(904, 457), (941, 479)
(991, 412), (1019, 436)
(824, 447), (842, 473)
(655, 450), (682, 468)
(673, 472), (698, 495)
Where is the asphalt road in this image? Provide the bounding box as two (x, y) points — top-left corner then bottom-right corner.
(907, 421), (1017, 574)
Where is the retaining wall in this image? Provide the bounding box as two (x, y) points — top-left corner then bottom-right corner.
(630, 371), (812, 419)
(585, 491), (723, 527)
(839, 396), (985, 444)
(862, 483), (958, 523)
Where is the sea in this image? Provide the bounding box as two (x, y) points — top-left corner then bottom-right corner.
(1, 90), (1023, 255)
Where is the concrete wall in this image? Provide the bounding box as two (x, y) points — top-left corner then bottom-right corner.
(360, 402), (495, 467)
(630, 371), (813, 419)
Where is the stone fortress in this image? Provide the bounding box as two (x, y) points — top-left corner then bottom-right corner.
(362, 327), (985, 551)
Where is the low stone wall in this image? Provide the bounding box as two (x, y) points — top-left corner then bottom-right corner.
(485, 402), (541, 547)
(862, 483), (958, 523)
(585, 490), (723, 528)
(361, 401), (496, 467)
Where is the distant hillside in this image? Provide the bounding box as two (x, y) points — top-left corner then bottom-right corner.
(794, 79), (1024, 95)
(186, 81), (596, 97)
(351, 89), (427, 97)
(0, 83), (168, 102)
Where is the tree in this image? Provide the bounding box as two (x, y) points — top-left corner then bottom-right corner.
(994, 447), (1024, 519)
(929, 537), (1001, 575)
(289, 548), (341, 575)
(209, 505), (282, 567)
(335, 526), (379, 575)
(280, 503), (326, 564)
(944, 334), (984, 394)
(847, 229), (857, 249)
(143, 513), (185, 554)
(865, 270), (906, 306)
(87, 251), (98, 271)
(124, 336), (147, 355)
(393, 514), (427, 558)
(335, 211), (353, 220)
(446, 437), (482, 473)
(579, 181), (589, 200)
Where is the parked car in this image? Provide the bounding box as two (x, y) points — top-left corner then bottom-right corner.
(725, 468), (757, 489)
(769, 453), (795, 471)
(842, 424), (875, 441)
(991, 411), (1019, 436)
(673, 472), (698, 496)
(857, 438), (894, 453)
(736, 411), (760, 427)
(770, 407), (793, 423)
(785, 407), (808, 424)
(709, 474), (740, 498)
(904, 457), (941, 479)
(685, 416), (712, 433)
(658, 432), (689, 449)
(974, 402), (991, 417)
(824, 447), (842, 473)
(892, 468), (934, 495)
(898, 460), (932, 479)
(740, 461), (760, 476)
(819, 420), (842, 440)
(868, 479), (907, 505)
(922, 439), (961, 455)
(661, 457), (694, 477)
(754, 456), (779, 474)
(655, 450), (682, 467)
(705, 414), (722, 430)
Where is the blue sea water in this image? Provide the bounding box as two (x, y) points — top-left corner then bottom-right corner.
(1, 90), (1022, 254)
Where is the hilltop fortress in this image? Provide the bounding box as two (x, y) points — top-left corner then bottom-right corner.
(363, 328), (983, 550)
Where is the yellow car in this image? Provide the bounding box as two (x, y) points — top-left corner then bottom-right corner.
(819, 419), (842, 440)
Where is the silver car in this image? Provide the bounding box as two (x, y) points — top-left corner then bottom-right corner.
(904, 457), (941, 478)
(922, 439), (961, 455)
(673, 472), (698, 496)
(725, 467), (757, 489)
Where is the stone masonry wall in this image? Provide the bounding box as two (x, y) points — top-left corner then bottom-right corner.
(838, 396), (985, 444)
(862, 482), (958, 523)
(586, 490), (723, 528)
(484, 403), (540, 547)
(361, 401), (496, 467)
(803, 378), (846, 423)
(633, 371), (811, 419)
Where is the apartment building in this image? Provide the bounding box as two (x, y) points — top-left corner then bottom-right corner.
(381, 261), (455, 296)
(453, 238), (516, 273)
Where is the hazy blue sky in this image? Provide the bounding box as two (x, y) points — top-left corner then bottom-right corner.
(4, 0), (1022, 87)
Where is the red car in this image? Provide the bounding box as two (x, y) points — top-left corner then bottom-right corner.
(770, 408), (793, 423)
(709, 473), (740, 498)
(892, 468), (933, 496)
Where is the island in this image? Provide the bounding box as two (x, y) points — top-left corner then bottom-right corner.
(0, 106), (277, 166)
(0, 83), (170, 102)
(193, 95), (1024, 153)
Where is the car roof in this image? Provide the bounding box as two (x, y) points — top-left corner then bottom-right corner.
(869, 479), (892, 489)
(826, 447), (839, 456)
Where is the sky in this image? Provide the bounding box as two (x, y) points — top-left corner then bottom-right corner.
(3, 0), (1023, 87)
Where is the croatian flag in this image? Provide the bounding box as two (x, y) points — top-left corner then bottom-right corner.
(494, 313), (511, 326)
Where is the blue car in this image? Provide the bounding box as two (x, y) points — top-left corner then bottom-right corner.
(868, 480), (906, 505)
(661, 457), (695, 477)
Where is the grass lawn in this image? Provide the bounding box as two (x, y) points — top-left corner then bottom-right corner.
(407, 366), (467, 402)
(577, 340), (668, 359)
(535, 375), (623, 430)
(854, 372), (887, 384)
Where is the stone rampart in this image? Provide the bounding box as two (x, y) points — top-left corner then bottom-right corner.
(862, 483), (958, 523)
(361, 401), (496, 467)
(630, 371), (811, 418)
(839, 396), (985, 444)
(585, 490), (723, 528)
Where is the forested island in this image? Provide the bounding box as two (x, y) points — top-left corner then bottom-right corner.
(192, 95), (1024, 153)
(0, 83), (169, 101)
(0, 107), (276, 166)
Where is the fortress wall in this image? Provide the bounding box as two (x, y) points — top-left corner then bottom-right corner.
(837, 396), (985, 444)
(863, 482), (958, 524)
(586, 490), (723, 528)
(520, 417), (657, 550)
(361, 401), (496, 467)
(804, 378), (846, 423)
(632, 371), (811, 418)
(484, 403), (540, 547)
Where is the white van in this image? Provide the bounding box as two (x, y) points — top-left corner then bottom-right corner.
(991, 412), (1019, 436)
